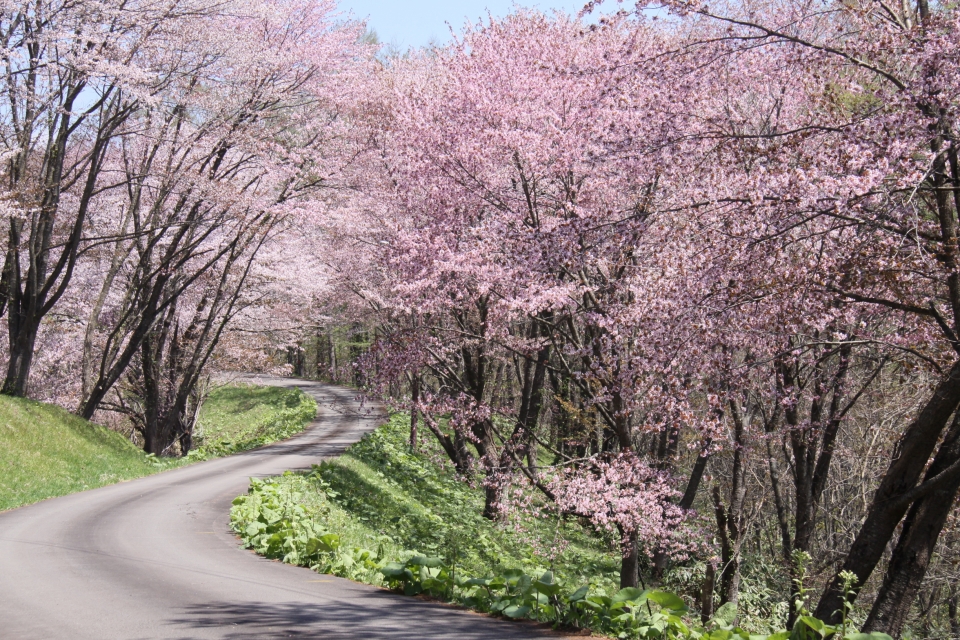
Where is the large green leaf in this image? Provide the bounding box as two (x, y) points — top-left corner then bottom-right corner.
(464, 577), (491, 587)
(795, 615), (831, 638)
(261, 507), (282, 524)
(380, 562), (413, 581)
(845, 634), (895, 640)
(612, 587), (649, 604)
(503, 605), (532, 619)
(408, 555), (443, 568)
(647, 590), (687, 612)
(502, 568), (525, 586)
(588, 594), (612, 607)
(533, 571), (561, 597)
(305, 533), (340, 555)
(568, 585), (590, 602)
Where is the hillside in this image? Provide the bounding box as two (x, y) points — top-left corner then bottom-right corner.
(0, 395), (166, 511)
(0, 383), (317, 511)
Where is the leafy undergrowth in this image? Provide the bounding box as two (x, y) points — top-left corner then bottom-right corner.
(0, 395), (177, 511)
(231, 416), (893, 639)
(231, 414), (619, 583)
(191, 384), (317, 459)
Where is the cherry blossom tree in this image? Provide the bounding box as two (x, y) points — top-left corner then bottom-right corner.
(0, 0), (374, 454)
(616, 0), (960, 631)
(0, 0), (224, 396)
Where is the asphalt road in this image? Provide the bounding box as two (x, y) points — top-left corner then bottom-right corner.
(0, 375), (553, 639)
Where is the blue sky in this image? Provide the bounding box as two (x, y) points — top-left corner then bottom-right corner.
(339, 0), (590, 49)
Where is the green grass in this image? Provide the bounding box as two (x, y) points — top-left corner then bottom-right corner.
(231, 413), (621, 588)
(193, 384), (316, 458)
(0, 383), (316, 511)
(0, 395), (172, 511)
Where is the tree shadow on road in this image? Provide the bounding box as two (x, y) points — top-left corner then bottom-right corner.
(164, 589), (554, 639)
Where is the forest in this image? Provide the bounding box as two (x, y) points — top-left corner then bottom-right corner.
(2, 0), (960, 636)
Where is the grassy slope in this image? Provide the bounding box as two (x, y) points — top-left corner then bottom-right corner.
(0, 395), (167, 511)
(228, 416), (811, 638)
(193, 384), (317, 458)
(0, 383), (316, 511)
(320, 416), (620, 585)
(232, 413), (621, 587)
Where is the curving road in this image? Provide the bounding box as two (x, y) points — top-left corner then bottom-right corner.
(0, 375), (553, 639)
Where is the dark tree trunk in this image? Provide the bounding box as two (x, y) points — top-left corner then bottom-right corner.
(863, 411), (960, 636)
(653, 444), (711, 577)
(423, 415), (473, 476)
(700, 562), (717, 624)
(480, 417), (503, 519)
(484, 319), (551, 520)
(1, 88), (126, 398)
(409, 372), (420, 452)
(766, 439), (792, 563)
(814, 358), (960, 623)
(949, 590), (960, 640)
(680, 448), (711, 510)
(328, 331), (337, 382)
(713, 483), (742, 607)
(79, 273), (171, 420)
(710, 399), (748, 607)
(3, 316), (38, 397)
(620, 529), (640, 589)
(140, 328), (166, 455)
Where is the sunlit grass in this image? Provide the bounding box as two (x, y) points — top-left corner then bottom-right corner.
(0, 395), (171, 511)
(0, 383), (316, 511)
(194, 384), (316, 457)
(233, 412), (621, 589)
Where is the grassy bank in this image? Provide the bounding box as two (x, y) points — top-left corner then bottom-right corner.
(0, 382), (316, 511)
(192, 384), (317, 459)
(231, 413), (621, 585)
(0, 395), (172, 511)
(230, 415), (676, 635)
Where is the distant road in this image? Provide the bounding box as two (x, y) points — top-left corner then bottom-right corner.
(0, 375), (552, 639)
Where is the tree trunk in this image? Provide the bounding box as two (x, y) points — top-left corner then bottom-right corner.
(653, 445), (711, 577)
(483, 324), (551, 520)
(328, 331), (336, 382)
(949, 589), (960, 639)
(79, 273), (171, 420)
(700, 562), (717, 624)
(814, 358), (960, 623)
(3, 317), (38, 396)
(713, 484), (741, 607)
(81, 210), (133, 398)
(766, 439), (792, 563)
(863, 411), (960, 636)
(620, 529), (639, 589)
(409, 372), (420, 452)
(141, 334), (163, 455)
(714, 399), (748, 607)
